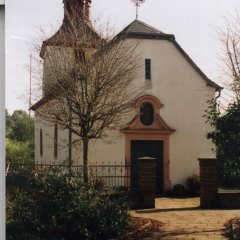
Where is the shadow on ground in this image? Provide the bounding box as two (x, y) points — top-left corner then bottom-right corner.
(135, 206), (200, 214)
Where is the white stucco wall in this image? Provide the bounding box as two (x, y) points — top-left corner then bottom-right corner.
(133, 39), (216, 185)
(35, 37), (216, 187)
(35, 113), (69, 164)
(35, 113), (126, 165)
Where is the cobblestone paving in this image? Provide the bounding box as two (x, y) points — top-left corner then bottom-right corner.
(131, 198), (240, 240)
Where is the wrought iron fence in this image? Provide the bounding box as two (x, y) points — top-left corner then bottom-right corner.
(6, 162), (131, 189)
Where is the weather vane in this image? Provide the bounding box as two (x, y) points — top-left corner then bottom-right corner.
(131, 0), (145, 20)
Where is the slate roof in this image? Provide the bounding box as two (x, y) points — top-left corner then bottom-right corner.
(122, 19), (163, 34)
(116, 19), (175, 40)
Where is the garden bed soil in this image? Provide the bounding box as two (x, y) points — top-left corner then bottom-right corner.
(119, 217), (163, 240)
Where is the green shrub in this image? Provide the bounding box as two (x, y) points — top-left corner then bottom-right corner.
(172, 184), (186, 197)
(6, 169), (130, 240)
(186, 174), (200, 197)
(206, 100), (240, 187)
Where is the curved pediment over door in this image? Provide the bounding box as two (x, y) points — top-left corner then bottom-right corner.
(122, 95), (175, 134)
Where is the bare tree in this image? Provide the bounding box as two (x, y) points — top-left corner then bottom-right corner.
(217, 11), (240, 102)
(32, 2), (142, 182)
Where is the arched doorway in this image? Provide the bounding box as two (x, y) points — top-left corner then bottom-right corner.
(122, 95), (175, 194)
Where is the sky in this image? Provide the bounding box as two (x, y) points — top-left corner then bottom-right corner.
(5, 0), (240, 114)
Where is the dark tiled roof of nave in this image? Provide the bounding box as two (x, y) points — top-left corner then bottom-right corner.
(119, 19), (173, 36)
(123, 19), (163, 34)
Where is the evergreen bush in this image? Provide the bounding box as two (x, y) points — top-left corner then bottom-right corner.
(6, 169), (130, 240)
(206, 100), (240, 187)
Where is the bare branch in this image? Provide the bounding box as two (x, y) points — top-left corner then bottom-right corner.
(31, 4), (143, 182)
(217, 10), (240, 102)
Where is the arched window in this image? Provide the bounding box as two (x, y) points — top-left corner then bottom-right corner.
(54, 123), (58, 158)
(40, 129), (43, 157)
(140, 102), (154, 126)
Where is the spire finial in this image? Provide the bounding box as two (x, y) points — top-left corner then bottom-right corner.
(131, 0), (145, 20)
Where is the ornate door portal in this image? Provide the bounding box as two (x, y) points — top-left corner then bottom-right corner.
(122, 95), (175, 193)
(131, 140), (163, 195)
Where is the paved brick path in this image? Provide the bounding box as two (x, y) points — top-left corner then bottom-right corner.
(131, 198), (240, 240)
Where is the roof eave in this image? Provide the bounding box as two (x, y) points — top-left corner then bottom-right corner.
(30, 95), (53, 111)
(125, 32), (175, 41)
(171, 39), (222, 91)
(112, 32), (175, 45)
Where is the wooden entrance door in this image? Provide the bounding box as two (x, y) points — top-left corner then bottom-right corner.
(131, 140), (163, 195)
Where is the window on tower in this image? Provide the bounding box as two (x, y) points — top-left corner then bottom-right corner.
(75, 49), (85, 62)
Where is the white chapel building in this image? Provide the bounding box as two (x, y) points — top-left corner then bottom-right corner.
(31, 0), (222, 193)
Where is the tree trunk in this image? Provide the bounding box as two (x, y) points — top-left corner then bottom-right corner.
(68, 110), (72, 176)
(68, 127), (72, 176)
(83, 138), (89, 183)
